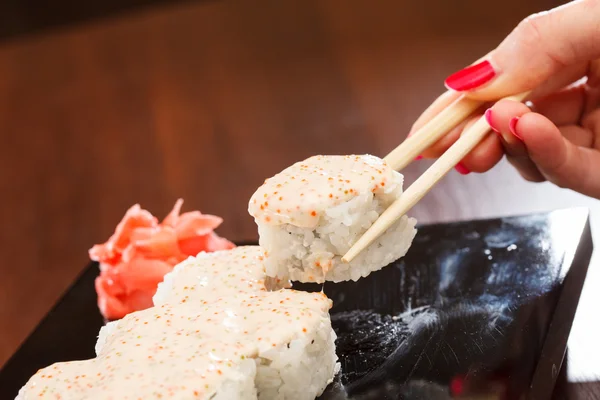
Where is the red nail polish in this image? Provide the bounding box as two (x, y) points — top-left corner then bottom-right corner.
(444, 60), (496, 91)
(508, 117), (524, 141)
(484, 108), (500, 133)
(415, 155), (423, 160)
(450, 375), (465, 396)
(455, 162), (471, 175)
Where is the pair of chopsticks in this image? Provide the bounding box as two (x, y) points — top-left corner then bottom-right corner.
(342, 91), (530, 263)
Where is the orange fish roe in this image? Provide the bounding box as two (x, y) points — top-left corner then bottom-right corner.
(248, 155), (401, 228)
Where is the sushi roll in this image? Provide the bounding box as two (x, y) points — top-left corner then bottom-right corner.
(18, 291), (338, 400)
(248, 155), (417, 283)
(152, 246), (290, 307)
(240, 290), (339, 400)
(18, 302), (259, 400)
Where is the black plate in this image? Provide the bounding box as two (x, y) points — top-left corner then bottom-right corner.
(0, 208), (593, 399)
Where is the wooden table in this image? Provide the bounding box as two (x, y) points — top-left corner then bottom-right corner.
(1, 0), (598, 397)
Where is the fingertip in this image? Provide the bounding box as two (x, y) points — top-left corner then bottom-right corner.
(515, 112), (562, 145)
(461, 132), (504, 173)
(512, 112), (567, 171)
(454, 162), (471, 175)
(484, 101), (532, 158)
(487, 99), (531, 132)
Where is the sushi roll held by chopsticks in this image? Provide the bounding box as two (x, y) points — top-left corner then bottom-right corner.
(248, 154), (418, 283)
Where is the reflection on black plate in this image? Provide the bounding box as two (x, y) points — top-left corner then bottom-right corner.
(0, 209), (593, 400)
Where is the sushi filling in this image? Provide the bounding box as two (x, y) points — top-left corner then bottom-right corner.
(258, 192), (417, 283)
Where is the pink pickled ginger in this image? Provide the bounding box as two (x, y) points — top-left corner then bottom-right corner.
(89, 199), (235, 320)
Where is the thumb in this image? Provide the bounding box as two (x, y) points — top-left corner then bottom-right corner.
(444, 0), (600, 100)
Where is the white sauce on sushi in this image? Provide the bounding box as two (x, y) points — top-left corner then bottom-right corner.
(17, 291), (337, 400)
(249, 155), (399, 228)
(153, 246), (290, 307)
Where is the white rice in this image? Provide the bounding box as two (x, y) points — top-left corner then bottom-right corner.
(95, 320), (118, 356)
(213, 360), (259, 400)
(258, 187), (417, 283)
(253, 296), (339, 400)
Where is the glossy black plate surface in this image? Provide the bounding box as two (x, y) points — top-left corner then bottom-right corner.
(0, 208), (593, 399)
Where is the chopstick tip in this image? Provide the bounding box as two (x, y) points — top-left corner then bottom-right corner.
(341, 249), (357, 263)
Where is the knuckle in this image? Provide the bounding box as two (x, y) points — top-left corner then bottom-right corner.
(582, 0), (600, 12)
(515, 13), (568, 68)
(515, 14), (545, 47)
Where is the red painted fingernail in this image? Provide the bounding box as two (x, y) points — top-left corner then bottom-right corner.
(415, 155), (423, 160)
(484, 108), (500, 133)
(455, 162), (471, 175)
(444, 60), (497, 91)
(450, 375), (465, 396)
(508, 116), (524, 141)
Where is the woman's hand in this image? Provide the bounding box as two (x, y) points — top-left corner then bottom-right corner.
(413, 0), (600, 198)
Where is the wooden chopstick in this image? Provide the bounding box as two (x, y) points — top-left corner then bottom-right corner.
(342, 91), (530, 263)
(384, 94), (482, 171)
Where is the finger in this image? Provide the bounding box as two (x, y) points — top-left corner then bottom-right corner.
(459, 129), (504, 173)
(421, 114), (504, 174)
(409, 90), (461, 135)
(420, 115), (477, 158)
(560, 125), (594, 148)
(582, 81), (600, 116)
(585, 58), (600, 88)
(581, 108), (600, 149)
(529, 84), (586, 126)
(485, 99), (531, 157)
(506, 154), (546, 183)
(512, 112), (600, 198)
(528, 63), (588, 100)
(486, 100), (546, 181)
(444, 0), (600, 100)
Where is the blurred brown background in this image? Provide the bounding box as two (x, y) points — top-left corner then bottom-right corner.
(2, 0), (599, 395)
